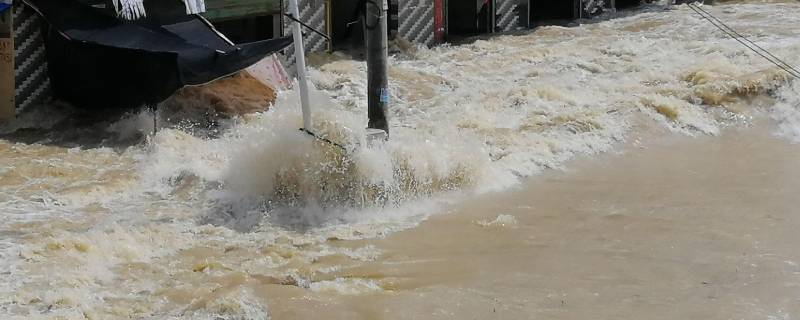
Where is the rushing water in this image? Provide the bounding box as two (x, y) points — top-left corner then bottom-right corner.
(2, 1), (800, 319)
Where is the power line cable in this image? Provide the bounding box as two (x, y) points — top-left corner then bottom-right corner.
(688, 3), (799, 78)
(691, 4), (800, 76)
(687, 3), (800, 80)
(284, 13), (331, 41)
(689, 5), (800, 79)
(689, 3), (800, 78)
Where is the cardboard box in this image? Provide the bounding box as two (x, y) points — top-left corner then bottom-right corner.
(0, 9), (13, 120)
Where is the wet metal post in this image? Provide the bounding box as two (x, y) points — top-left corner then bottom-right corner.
(288, 0), (313, 130)
(364, 0), (390, 137)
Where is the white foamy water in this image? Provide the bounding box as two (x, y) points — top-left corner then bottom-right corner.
(1, 2), (800, 319)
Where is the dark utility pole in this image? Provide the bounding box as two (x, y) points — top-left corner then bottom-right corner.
(364, 0), (389, 136)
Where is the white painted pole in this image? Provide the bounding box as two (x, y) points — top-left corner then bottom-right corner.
(288, 0), (312, 130)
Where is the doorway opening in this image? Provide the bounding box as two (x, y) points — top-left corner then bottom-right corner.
(447, 0), (495, 37)
(529, 0), (578, 26)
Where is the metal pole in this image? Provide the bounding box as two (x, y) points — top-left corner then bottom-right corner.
(325, 0), (333, 53)
(288, 0), (312, 130)
(364, 0), (389, 136)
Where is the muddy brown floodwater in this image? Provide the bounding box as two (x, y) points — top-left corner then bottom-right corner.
(3, 2), (800, 319)
(251, 123), (800, 319)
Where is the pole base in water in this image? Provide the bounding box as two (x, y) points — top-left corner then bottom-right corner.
(366, 128), (388, 147)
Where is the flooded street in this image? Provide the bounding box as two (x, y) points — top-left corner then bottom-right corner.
(260, 123), (800, 320)
(2, 1), (800, 319)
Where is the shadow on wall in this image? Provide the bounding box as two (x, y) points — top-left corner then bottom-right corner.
(616, 0), (643, 9)
(212, 15), (280, 44)
(448, 0), (494, 36)
(329, 0), (366, 52)
(531, 0), (576, 23)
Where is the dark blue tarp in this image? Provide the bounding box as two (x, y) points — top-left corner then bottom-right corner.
(22, 0), (292, 110)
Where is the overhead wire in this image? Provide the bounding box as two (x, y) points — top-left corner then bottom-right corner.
(283, 13), (331, 41)
(687, 2), (800, 80)
(689, 3), (800, 78)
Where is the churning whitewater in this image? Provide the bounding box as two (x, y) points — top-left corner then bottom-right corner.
(2, 1), (800, 319)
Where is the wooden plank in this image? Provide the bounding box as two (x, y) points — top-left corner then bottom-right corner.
(0, 8), (13, 120)
(202, 0), (282, 21)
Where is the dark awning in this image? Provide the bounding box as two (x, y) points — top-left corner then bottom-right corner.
(22, 0), (292, 110)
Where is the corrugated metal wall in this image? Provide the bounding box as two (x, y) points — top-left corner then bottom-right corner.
(282, 0), (328, 73)
(397, 0), (435, 46)
(12, 3), (50, 113)
(283, 0), (327, 53)
(496, 0), (522, 32)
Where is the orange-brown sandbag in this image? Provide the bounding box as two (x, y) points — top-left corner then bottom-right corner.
(166, 71), (277, 116)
